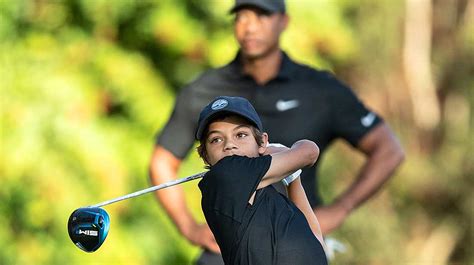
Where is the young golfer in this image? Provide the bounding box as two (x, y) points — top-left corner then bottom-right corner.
(196, 96), (328, 265)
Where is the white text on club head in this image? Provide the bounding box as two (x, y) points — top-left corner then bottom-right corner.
(78, 229), (98, 236)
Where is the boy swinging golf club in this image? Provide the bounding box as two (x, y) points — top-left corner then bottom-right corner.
(196, 96), (328, 264)
(68, 95), (328, 264)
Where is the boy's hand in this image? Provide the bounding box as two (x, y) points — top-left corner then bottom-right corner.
(282, 169), (302, 186)
(266, 143), (302, 186)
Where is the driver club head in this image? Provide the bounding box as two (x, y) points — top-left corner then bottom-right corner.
(68, 207), (110, 252)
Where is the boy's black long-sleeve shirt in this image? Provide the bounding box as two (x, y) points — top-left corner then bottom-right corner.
(199, 155), (327, 265)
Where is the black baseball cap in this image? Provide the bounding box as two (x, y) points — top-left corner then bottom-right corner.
(229, 0), (286, 14)
(195, 96), (263, 140)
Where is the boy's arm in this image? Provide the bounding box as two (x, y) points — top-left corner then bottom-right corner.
(287, 177), (327, 252)
(257, 140), (319, 189)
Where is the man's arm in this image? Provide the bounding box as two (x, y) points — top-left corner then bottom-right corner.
(315, 123), (405, 234)
(149, 146), (220, 253)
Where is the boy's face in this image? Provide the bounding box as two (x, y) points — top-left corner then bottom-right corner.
(204, 115), (268, 166)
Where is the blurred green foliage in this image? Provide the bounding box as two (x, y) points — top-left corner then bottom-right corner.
(1, 0), (472, 264)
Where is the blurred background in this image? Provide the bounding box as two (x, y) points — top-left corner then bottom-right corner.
(1, 0), (473, 264)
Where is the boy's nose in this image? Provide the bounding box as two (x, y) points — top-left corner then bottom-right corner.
(224, 140), (238, 151)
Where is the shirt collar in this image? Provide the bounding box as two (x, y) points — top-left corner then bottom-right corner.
(225, 50), (294, 81)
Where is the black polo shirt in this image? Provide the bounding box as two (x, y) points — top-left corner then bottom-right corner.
(157, 51), (382, 207)
(199, 155), (327, 265)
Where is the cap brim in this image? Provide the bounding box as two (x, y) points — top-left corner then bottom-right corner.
(229, 4), (276, 14)
(195, 110), (261, 140)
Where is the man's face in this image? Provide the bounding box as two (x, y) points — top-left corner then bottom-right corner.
(204, 116), (268, 166)
(234, 7), (288, 59)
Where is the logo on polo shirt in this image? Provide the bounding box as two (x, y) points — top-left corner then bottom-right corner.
(211, 99), (228, 110)
(276, 99), (300, 112)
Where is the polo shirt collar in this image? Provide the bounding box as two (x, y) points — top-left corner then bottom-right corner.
(226, 50), (294, 81)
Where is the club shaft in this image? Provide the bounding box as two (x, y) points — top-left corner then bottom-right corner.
(87, 171), (207, 208)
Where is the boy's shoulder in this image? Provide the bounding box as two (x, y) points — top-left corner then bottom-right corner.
(212, 155), (270, 168)
(210, 155), (250, 176)
(209, 155), (272, 179)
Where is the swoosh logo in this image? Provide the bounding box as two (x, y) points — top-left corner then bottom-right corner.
(361, 112), (376, 127)
(276, 99), (300, 112)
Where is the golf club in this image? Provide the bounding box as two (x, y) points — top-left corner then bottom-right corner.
(68, 171), (206, 252)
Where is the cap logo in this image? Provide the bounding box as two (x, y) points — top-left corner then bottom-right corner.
(211, 99), (228, 110)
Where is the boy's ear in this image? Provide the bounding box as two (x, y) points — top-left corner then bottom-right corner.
(204, 153), (211, 166)
(258, 133), (269, 155)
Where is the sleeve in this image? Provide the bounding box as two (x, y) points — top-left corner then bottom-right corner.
(155, 86), (196, 159)
(201, 155), (272, 222)
(327, 77), (383, 146)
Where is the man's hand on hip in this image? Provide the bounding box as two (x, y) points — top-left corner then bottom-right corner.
(314, 203), (350, 235)
(186, 223), (221, 254)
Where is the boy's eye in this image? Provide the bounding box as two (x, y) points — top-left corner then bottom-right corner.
(236, 132), (248, 138)
(209, 137), (222, 144)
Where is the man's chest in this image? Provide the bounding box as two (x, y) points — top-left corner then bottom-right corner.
(252, 85), (333, 147)
(192, 78), (334, 146)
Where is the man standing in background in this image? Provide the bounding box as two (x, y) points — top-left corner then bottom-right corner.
(149, 0), (405, 264)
